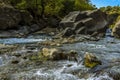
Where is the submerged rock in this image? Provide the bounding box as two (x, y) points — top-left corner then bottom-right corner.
(108, 70), (120, 80)
(84, 52), (101, 68)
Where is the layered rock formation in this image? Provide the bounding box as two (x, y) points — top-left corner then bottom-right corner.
(59, 10), (108, 37)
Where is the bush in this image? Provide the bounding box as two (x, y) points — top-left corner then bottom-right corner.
(100, 6), (120, 29)
(74, 0), (94, 11)
(9, 0), (95, 17)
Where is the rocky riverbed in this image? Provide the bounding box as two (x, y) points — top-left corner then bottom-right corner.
(0, 33), (120, 80)
(1, 1), (120, 80)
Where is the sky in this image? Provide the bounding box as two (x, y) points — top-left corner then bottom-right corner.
(91, 0), (120, 8)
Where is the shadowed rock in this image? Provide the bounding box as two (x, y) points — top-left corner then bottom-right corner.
(0, 5), (21, 30)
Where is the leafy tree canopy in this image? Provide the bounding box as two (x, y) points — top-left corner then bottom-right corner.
(8, 0), (95, 17)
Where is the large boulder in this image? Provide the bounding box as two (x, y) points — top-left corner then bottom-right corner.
(112, 20), (120, 38)
(0, 5), (21, 30)
(59, 10), (108, 37)
(86, 10), (108, 32)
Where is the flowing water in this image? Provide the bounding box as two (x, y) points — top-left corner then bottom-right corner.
(0, 34), (51, 44)
(0, 33), (120, 80)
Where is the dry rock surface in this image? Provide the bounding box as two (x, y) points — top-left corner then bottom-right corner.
(59, 10), (108, 37)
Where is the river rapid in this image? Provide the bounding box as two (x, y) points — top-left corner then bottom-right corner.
(0, 34), (120, 80)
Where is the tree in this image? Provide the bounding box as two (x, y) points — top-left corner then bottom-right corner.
(9, 0), (95, 17)
(40, 0), (45, 17)
(74, 0), (94, 11)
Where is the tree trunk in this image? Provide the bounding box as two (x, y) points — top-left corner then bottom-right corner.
(41, 0), (45, 18)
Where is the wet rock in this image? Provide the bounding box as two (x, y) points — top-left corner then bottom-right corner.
(0, 44), (17, 54)
(18, 25), (30, 35)
(11, 52), (22, 57)
(84, 52), (101, 68)
(0, 30), (21, 38)
(68, 50), (78, 61)
(61, 38), (76, 44)
(0, 57), (3, 65)
(41, 48), (64, 60)
(0, 5), (21, 30)
(11, 60), (19, 64)
(62, 66), (82, 74)
(0, 72), (9, 80)
(66, 64), (73, 67)
(40, 37), (77, 46)
(41, 48), (78, 61)
(18, 24), (40, 36)
(108, 70), (120, 80)
(42, 48), (58, 57)
(50, 43), (61, 46)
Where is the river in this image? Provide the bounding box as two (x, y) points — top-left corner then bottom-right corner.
(0, 33), (120, 80)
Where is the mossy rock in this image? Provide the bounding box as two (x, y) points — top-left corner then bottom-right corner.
(34, 48), (79, 61)
(84, 52), (101, 68)
(30, 52), (48, 62)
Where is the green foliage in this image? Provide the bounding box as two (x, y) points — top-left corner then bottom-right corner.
(9, 0), (95, 17)
(16, 0), (26, 9)
(59, 0), (75, 16)
(10, 0), (22, 6)
(100, 6), (120, 29)
(100, 6), (120, 15)
(110, 15), (120, 29)
(44, 0), (64, 16)
(75, 0), (94, 11)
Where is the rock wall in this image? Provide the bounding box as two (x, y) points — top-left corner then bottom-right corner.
(59, 10), (108, 37)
